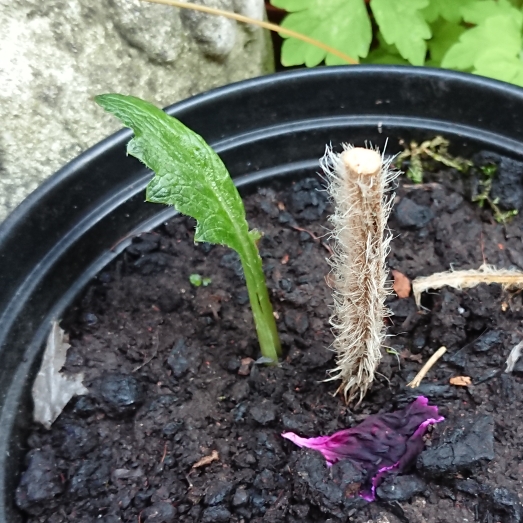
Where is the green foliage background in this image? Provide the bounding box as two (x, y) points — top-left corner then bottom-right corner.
(271, 0), (523, 87)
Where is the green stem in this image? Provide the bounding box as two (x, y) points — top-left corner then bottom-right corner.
(238, 242), (281, 363)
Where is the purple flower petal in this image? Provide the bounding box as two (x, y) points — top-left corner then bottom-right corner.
(282, 396), (443, 501)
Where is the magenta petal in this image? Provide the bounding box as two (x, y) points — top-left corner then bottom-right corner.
(281, 432), (340, 465)
(281, 396), (444, 501)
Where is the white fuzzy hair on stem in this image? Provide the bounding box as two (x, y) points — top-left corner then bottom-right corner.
(322, 145), (397, 404)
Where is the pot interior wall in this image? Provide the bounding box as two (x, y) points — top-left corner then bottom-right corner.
(2, 66), (523, 522)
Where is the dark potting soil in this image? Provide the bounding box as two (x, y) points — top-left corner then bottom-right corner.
(15, 154), (523, 523)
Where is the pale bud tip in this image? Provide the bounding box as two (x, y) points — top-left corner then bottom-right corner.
(341, 147), (382, 177)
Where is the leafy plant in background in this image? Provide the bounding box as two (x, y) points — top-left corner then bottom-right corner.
(396, 136), (472, 184)
(96, 94), (281, 363)
(271, 0), (523, 87)
(473, 163), (519, 222)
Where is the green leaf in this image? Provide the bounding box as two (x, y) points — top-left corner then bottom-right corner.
(271, 0), (311, 11)
(407, 156), (424, 183)
(189, 274), (212, 287)
(362, 40), (409, 64)
(276, 0), (372, 66)
(442, 14), (521, 70)
(189, 274), (203, 287)
(428, 19), (466, 64)
(474, 48), (523, 86)
(362, 32), (409, 64)
(461, 0), (522, 27)
(422, 0), (474, 23)
(96, 94), (281, 362)
(95, 94), (249, 252)
(370, 0), (431, 65)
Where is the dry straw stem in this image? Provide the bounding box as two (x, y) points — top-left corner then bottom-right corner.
(323, 146), (397, 403)
(407, 346), (447, 388)
(412, 264), (523, 307)
(141, 0), (356, 64)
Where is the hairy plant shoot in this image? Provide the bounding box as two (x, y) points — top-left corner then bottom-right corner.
(323, 146), (397, 403)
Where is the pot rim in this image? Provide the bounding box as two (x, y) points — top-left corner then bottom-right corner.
(2, 64), (523, 240)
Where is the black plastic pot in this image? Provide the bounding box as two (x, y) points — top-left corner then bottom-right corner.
(2, 65), (523, 521)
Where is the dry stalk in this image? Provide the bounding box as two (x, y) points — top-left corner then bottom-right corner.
(412, 264), (523, 306)
(407, 346), (447, 388)
(323, 146), (397, 403)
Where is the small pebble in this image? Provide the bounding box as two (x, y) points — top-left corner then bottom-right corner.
(284, 310), (309, 335)
(204, 480), (233, 506)
(473, 330), (502, 352)
(167, 338), (202, 378)
(94, 373), (145, 416)
(82, 312), (98, 325)
(377, 474), (426, 501)
(15, 450), (63, 515)
(162, 421), (184, 438)
(54, 423), (97, 459)
(201, 506), (231, 523)
(232, 487), (249, 507)
(220, 252), (244, 279)
(253, 470), (276, 490)
(492, 487), (523, 521)
(238, 357), (254, 376)
(250, 401), (278, 425)
(230, 380), (250, 402)
(142, 501), (177, 523)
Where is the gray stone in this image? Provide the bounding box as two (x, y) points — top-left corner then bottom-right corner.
(491, 487), (523, 522)
(376, 474), (426, 501)
(93, 372), (145, 416)
(291, 451), (366, 517)
(142, 502), (177, 523)
(232, 487), (249, 506)
(0, 0), (273, 222)
(201, 506), (231, 523)
(250, 400), (277, 425)
(204, 478), (233, 505)
(473, 329), (502, 352)
(417, 415), (495, 476)
(15, 449), (64, 515)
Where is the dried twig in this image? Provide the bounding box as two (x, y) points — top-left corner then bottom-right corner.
(323, 146), (397, 403)
(160, 442), (168, 464)
(290, 225), (333, 255)
(412, 264), (523, 306)
(291, 225), (321, 242)
(191, 450), (219, 469)
(407, 346), (447, 388)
